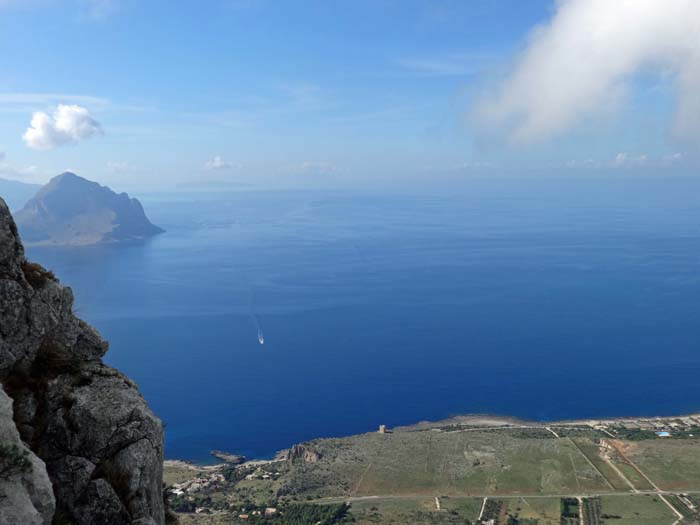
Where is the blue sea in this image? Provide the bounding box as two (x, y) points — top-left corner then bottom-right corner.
(25, 178), (700, 462)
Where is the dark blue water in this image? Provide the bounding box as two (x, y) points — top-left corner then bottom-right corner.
(25, 179), (700, 461)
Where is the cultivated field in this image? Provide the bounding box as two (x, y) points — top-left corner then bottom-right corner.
(286, 429), (612, 498)
(164, 415), (700, 524)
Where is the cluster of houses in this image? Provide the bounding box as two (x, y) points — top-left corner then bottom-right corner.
(592, 414), (700, 437)
(678, 494), (697, 511)
(170, 472), (226, 496)
(243, 467), (282, 481)
(235, 507), (278, 520)
(170, 464), (283, 497)
(191, 506), (279, 520)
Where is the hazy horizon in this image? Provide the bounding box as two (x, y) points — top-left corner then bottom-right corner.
(1, 0), (699, 192)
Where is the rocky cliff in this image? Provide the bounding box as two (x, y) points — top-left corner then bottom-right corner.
(0, 197), (165, 524)
(0, 388), (55, 524)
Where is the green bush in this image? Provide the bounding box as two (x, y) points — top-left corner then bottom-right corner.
(0, 443), (32, 479)
(21, 261), (57, 288)
(277, 503), (351, 525)
(31, 337), (82, 379)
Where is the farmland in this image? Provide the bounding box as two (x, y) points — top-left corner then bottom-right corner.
(164, 414), (700, 524)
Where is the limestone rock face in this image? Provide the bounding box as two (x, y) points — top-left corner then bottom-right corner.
(0, 197), (165, 525)
(0, 387), (55, 525)
(287, 444), (322, 464)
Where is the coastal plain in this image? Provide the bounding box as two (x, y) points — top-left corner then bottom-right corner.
(165, 413), (700, 524)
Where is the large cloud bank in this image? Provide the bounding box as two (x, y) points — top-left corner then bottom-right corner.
(474, 0), (700, 143)
(23, 104), (103, 150)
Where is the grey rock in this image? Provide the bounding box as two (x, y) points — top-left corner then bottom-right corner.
(0, 387), (55, 525)
(0, 197), (165, 524)
(287, 443), (322, 464)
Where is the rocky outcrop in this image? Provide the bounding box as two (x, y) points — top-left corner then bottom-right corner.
(0, 387), (55, 525)
(0, 197), (165, 524)
(210, 450), (245, 465)
(287, 444), (322, 465)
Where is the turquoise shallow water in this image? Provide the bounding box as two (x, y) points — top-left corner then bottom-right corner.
(25, 180), (700, 461)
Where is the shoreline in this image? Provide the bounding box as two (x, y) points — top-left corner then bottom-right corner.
(167, 410), (700, 468)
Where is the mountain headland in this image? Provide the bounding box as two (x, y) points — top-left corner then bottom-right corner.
(13, 172), (164, 246)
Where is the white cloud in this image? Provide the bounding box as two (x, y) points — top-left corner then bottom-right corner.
(0, 151), (5, 162)
(473, 0), (700, 143)
(559, 152), (686, 169)
(204, 156), (233, 170)
(661, 152), (684, 165)
(612, 151), (685, 168)
(565, 158), (596, 168)
(614, 152), (648, 167)
(299, 161), (337, 176)
(23, 104), (103, 150)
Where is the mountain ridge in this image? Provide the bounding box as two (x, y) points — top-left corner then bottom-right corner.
(14, 172), (164, 246)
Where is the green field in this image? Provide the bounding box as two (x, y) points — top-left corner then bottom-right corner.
(349, 496), (473, 525)
(281, 429), (611, 498)
(504, 497), (561, 525)
(342, 494), (688, 525)
(569, 438), (631, 491)
(598, 495), (677, 525)
(612, 461), (655, 491)
(624, 439), (700, 490)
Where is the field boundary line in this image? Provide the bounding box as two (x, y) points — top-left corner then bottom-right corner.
(352, 462), (373, 496)
(546, 427), (561, 438)
(606, 440), (663, 492)
(477, 497), (487, 521)
(566, 438), (615, 491)
(577, 496), (584, 525)
(658, 494), (685, 524)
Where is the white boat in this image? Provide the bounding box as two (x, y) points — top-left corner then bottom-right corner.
(258, 330), (265, 345)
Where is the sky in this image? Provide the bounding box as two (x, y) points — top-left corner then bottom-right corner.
(0, 0), (698, 191)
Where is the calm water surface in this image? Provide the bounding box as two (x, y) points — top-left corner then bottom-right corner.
(25, 179), (700, 461)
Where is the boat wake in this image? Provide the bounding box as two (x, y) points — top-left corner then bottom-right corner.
(249, 288), (265, 346)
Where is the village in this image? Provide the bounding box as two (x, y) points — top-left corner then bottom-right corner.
(588, 413), (700, 439)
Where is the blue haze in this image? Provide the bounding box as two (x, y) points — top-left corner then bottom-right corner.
(25, 179), (700, 461)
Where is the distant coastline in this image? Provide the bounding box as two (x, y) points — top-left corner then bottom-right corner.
(164, 409), (700, 523)
(172, 411), (700, 467)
